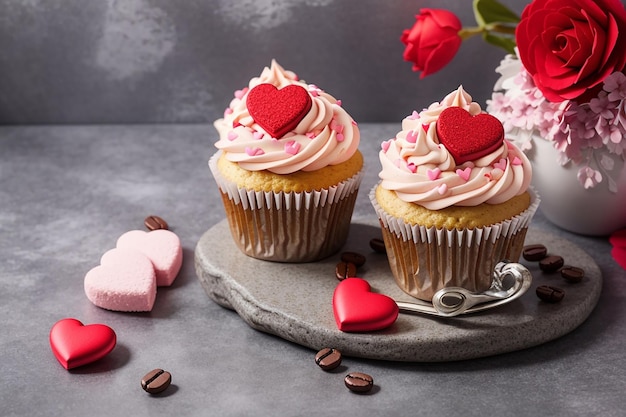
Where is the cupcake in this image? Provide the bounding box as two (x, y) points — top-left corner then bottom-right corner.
(370, 86), (538, 301)
(210, 60), (363, 262)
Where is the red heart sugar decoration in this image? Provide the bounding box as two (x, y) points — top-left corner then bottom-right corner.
(49, 318), (117, 370)
(436, 107), (504, 164)
(246, 83), (312, 138)
(332, 278), (399, 332)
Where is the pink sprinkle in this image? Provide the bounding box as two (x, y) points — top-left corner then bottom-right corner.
(332, 123), (344, 134)
(310, 90), (319, 97)
(253, 131), (264, 140)
(427, 168), (441, 181)
(284, 141), (301, 155)
(336, 99), (342, 106)
(407, 162), (417, 173)
(336, 133), (345, 142)
(512, 156), (522, 165)
(408, 110), (420, 120)
(381, 140), (392, 152)
(234, 88), (248, 99)
(306, 132), (316, 139)
(245, 147), (264, 156)
(224, 108), (233, 116)
(227, 131), (238, 141)
(437, 184), (448, 195)
(491, 168), (504, 180)
(494, 158), (507, 171)
(456, 167), (472, 181)
(352, 120), (358, 126)
(406, 130), (417, 143)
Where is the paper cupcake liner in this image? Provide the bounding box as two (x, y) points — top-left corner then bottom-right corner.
(209, 152), (364, 262)
(369, 184), (540, 301)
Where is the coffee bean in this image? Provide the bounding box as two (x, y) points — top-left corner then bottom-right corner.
(141, 368), (172, 394)
(536, 285), (565, 303)
(539, 255), (564, 273)
(315, 348), (342, 371)
(144, 215), (169, 231)
(561, 265), (585, 283)
(522, 244), (547, 261)
(344, 372), (374, 393)
(369, 238), (386, 254)
(335, 262), (357, 281)
(341, 251), (366, 268)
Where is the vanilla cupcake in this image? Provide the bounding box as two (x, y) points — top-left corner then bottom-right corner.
(371, 86), (538, 301)
(210, 60), (363, 262)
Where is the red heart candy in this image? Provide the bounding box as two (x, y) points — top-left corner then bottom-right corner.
(436, 107), (504, 164)
(332, 278), (399, 332)
(246, 83), (312, 138)
(49, 318), (117, 370)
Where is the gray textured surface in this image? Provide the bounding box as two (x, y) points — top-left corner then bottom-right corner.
(196, 220), (601, 362)
(2, 124), (626, 416)
(0, 0), (526, 124)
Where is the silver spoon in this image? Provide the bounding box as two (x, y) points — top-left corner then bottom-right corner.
(396, 261), (533, 317)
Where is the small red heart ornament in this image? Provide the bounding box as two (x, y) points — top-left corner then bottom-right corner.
(332, 278), (399, 332)
(246, 83), (312, 138)
(436, 107), (504, 164)
(49, 318), (117, 370)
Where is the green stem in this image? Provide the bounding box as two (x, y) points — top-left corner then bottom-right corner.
(458, 22), (517, 40)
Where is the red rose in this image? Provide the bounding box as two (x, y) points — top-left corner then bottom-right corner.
(401, 9), (463, 79)
(516, 0), (626, 102)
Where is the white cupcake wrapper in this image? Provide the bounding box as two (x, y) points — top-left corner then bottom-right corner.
(209, 151), (364, 210)
(369, 184), (540, 247)
(369, 183), (539, 300)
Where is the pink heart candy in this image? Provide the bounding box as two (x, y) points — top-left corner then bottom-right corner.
(116, 230), (183, 287)
(84, 248), (157, 312)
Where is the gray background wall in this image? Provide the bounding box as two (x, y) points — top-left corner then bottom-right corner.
(0, 0), (528, 124)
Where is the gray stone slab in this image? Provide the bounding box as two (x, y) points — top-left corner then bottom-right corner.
(195, 218), (602, 362)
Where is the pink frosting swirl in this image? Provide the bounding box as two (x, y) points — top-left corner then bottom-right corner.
(214, 60), (360, 174)
(379, 86), (532, 210)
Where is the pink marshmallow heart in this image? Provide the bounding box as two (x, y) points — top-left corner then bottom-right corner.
(84, 248), (157, 312)
(116, 230), (183, 287)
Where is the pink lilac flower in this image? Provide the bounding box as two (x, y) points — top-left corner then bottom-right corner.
(489, 58), (626, 190)
(577, 166), (603, 189)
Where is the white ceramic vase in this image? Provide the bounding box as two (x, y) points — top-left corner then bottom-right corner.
(523, 135), (626, 236)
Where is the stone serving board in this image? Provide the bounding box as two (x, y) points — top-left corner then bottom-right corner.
(194, 219), (602, 362)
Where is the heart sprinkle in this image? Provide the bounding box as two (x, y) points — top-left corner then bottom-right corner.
(234, 88), (247, 99)
(456, 167), (472, 181)
(245, 147), (265, 156)
(494, 158), (507, 171)
(381, 140), (392, 152)
(407, 162), (417, 173)
(405, 130), (418, 143)
(427, 168), (441, 180)
(227, 131), (238, 141)
(512, 156), (522, 165)
(437, 183), (448, 195)
(246, 83), (313, 139)
(284, 141), (300, 155)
